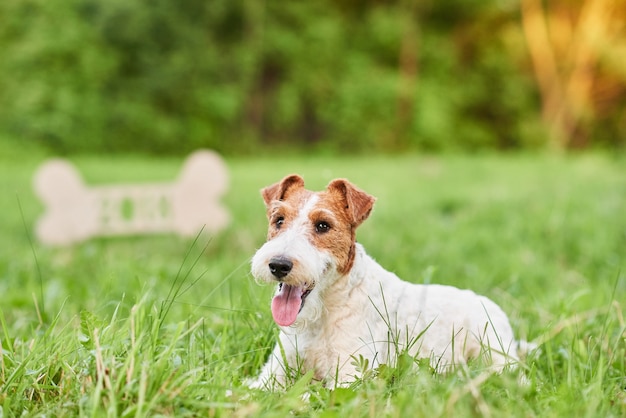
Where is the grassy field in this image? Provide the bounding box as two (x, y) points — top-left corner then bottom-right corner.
(0, 150), (624, 417)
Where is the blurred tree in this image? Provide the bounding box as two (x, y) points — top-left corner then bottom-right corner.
(521, 0), (626, 149)
(0, 0), (623, 155)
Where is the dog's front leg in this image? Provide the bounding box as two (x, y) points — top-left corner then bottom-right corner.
(248, 343), (288, 391)
(324, 360), (361, 389)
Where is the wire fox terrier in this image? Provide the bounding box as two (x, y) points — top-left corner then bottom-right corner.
(250, 174), (522, 389)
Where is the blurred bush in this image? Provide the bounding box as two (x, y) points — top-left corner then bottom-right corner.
(0, 0), (623, 155)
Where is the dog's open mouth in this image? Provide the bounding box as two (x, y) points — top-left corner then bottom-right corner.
(271, 283), (313, 327)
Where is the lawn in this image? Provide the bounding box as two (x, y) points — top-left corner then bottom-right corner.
(0, 150), (624, 417)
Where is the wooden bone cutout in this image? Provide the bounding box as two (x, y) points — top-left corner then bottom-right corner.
(34, 150), (229, 245)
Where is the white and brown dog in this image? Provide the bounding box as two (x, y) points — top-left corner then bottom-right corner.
(250, 174), (521, 389)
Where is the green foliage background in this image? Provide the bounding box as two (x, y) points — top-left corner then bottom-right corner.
(0, 0), (623, 155)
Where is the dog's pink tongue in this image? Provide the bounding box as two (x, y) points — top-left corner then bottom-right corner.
(271, 285), (305, 327)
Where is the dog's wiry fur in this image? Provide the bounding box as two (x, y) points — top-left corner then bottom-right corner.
(250, 174), (520, 389)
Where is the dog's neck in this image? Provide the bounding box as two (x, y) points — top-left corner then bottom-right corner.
(291, 244), (371, 329)
(287, 243), (402, 355)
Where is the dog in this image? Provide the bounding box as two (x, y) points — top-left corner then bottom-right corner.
(250, 174), (522, 389)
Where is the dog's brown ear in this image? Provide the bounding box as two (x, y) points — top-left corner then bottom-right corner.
(261, 174), (305, 206)
(327, 179), (376, 227)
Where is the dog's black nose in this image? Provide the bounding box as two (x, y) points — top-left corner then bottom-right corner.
(268, 257), (293, 279)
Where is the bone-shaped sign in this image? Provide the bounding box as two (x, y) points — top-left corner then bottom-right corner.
(33, 150), (229, 245)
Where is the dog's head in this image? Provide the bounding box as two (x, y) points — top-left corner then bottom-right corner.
(251, 174), (376, 327)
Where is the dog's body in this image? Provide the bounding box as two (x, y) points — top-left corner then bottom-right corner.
(250, 175), (520, 389)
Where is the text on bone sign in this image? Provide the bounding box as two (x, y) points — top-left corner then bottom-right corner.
(98, 187), (174, 233)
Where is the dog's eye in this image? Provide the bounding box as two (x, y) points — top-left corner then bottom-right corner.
(315, 221), (331, 233)
(275, 216), (285, 229)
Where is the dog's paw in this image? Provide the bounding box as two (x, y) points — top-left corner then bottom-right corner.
(517, 340), (541, 358)
(245, 377), (267, 391)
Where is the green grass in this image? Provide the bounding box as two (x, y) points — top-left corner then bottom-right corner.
(0, 150), (625, 417)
